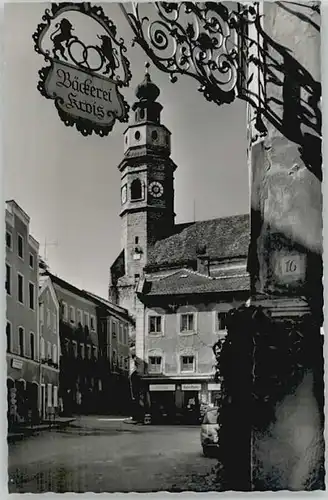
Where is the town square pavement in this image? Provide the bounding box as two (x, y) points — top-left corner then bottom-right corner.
(8, 416), (219, 493)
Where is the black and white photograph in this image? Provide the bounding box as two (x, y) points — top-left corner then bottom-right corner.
(3, 0), (325, 493)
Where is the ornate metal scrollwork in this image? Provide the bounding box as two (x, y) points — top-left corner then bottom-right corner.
(33, 3), (132, 137)
(121, 2), (258, 106)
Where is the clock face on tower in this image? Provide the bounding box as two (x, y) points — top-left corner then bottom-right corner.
(149, 181), (164, 198)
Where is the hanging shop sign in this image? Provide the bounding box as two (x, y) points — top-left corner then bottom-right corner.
(32, 2), (131, 137)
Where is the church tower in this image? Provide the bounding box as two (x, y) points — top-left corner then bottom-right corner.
(118, 64), (177, 283)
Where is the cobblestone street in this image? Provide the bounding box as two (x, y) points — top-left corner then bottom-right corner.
(8, 416), (219, 493)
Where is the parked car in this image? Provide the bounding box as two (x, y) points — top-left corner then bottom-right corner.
(200, 407), (219, 457)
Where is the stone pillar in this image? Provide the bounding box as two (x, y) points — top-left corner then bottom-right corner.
(247, 1), (324, 490)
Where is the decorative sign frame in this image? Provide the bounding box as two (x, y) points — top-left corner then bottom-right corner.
(32, 2), (131, 137)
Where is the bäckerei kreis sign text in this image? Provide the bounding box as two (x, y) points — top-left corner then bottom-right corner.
(33, 2), (131, 137)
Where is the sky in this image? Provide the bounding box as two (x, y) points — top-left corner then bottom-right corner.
(3, 2), (249, 298)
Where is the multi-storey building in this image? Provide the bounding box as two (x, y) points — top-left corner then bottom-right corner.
(5, 200), (40, 426)
(44, 271), (132, 415)
(38, 274), (60, 419)
(109, 70), (251, 421)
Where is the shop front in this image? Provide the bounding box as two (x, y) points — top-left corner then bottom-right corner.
(7, 355), (40, 429)
(147, 381), (214, 424)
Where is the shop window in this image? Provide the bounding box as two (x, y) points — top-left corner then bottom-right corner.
(18, 327), (24, 356)
(180, 355), (195, 373)
(217, 312), (228, 331)
(148, 356), (162, 373)
(180, 313), (195, 333)
(149, 315), (162, 334)
(131, 179), (142, 200)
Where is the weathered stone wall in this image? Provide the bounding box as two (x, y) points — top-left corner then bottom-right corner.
(247, 2), (324, 490)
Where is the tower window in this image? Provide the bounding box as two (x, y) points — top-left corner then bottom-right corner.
(151, 130), (158, 141)
(140, 109), (145, 119)
(135, 130), (141, 141)
(135, 236), (139, 244)
(131, 179), (142, 200)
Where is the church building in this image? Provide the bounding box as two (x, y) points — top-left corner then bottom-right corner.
(109, 67), (250, 421)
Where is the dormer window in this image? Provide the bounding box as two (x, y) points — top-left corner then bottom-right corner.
(131, 179), (142, 201)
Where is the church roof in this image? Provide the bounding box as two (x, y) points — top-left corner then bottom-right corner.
(146, 213), (250, 270)
(142, 268), (250, 297)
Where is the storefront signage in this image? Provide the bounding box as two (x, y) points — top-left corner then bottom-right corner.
(149, 384), (175, 392)
(208, 383), (221, 391)
(12, 358), (23, 370)
(181, 384), (202, 391)
(33, 3), (131, 137)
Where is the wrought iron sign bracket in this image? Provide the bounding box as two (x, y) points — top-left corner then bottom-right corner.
(120, 2), (259, 107)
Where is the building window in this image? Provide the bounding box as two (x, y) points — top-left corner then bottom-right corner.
(6, 231), (12, 250)
(149, 315), (162, 334)
(131, 179), (142, 200)
(47, 341), (52, 360)
(84, 312), (89, 329)
(180, 355), (195, 373)
(6, 322), (11, 353)
(18, 327), (24, 356)
(61, 302), (68, 321)
(53, 312), (57, 334)
(69, 306), (75, 323)
(29, 253), (34, 269)
(112, 350), (117, 366)
(40, 302), (45, 324)
(72, 341), (77, 357)
(180, 314), (195, 333)
(119, 324), (124, 343)
(47, 308), (51, 327)
(53, 386), (58, 408)
(17, 273), (24, 304)
(112, 320), (117, 339)
(5, 264), (11, 295)
(148, 356), (162, 374)
(29, 332), (35, 360)
(53, 344), (57, 364)
(86, 345), (91, 359)
(40, 337), (45, 359)
(217, 312), (228, 331)
(123, 325), (128, 345)
(77, 309), (83, 326)
(18, 234), (24, 259)
(80, 344), (85, 359)
(29, 282), (35, 310)
(92, 346), (98, 359)
(47, 384), (52, 408)
(90, 315), (95, 331)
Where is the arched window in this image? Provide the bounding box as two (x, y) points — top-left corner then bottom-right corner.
(131, 179), (142, 200)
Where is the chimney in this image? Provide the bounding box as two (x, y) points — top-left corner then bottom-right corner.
(196, 244), (210, 276)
